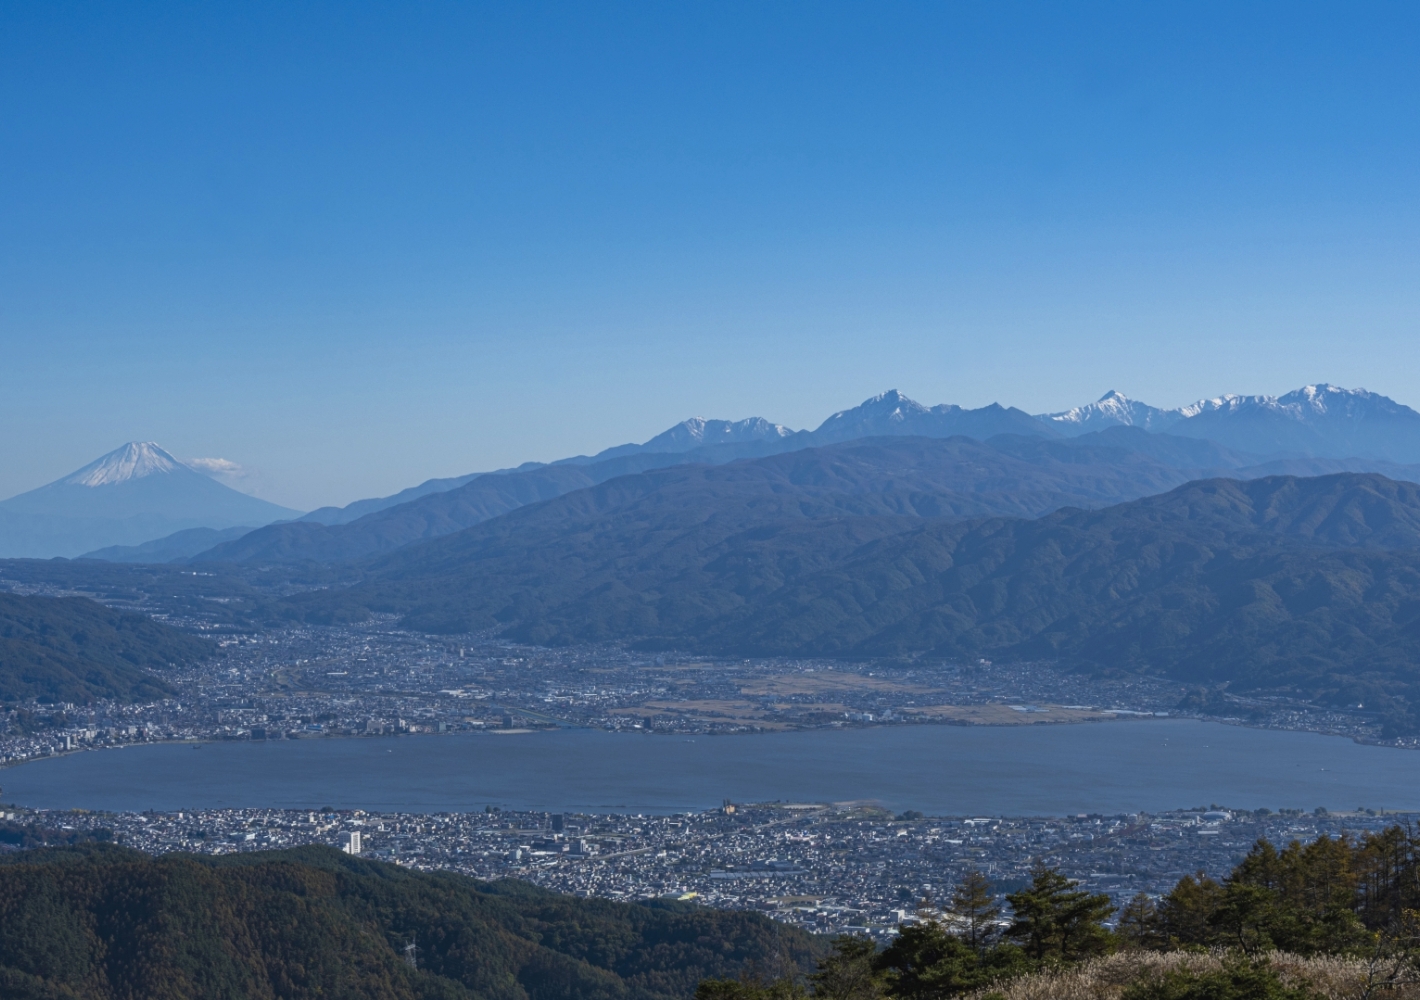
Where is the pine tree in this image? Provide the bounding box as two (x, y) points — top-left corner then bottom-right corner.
(1116, 893), (1162, 950)
(1005, 866), (1115, 963)
(948, 870), (1000, 954)
(808, 936), (882, 1000)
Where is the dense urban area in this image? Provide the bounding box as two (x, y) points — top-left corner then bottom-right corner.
(2, 798), (1409, 938)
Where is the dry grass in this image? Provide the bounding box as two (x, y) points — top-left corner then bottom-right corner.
(965, 950), (1420, 1000)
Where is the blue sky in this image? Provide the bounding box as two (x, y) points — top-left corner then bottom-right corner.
(2, 2), (1417, 509)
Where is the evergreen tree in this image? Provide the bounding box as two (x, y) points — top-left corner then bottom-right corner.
(1117, 893), (1163, 951)
(1004, 866), (1115, 963)
(808, 936), (882, 1000)
(948, 871), (1000, 954)
(873, 920), (1028, 1000)
(1158, 872), (1225, 947)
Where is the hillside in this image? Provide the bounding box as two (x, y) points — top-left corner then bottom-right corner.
(0, 593), (205, 703)
(81, 525), (255, 563)
(0, 844), (817, 1000)
(276, 474), (1420, 728)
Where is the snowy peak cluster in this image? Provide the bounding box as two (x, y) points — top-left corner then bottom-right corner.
(1032, 384), (1420, 461)
(603, 383), (1420, 469)
(1045, 384), (1403, 431)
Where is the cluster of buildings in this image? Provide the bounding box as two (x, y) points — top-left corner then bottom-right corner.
(8, 799), (1406, 938)
(2, 618), (1407, 767)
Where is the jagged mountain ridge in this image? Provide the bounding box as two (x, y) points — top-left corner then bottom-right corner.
(0, 443), (302, 558)
(286, 383), (1420, 545)
(1040, 384), (1420, 462)
(199, 394), (1061, 555)
(92, 384), (1420, 564)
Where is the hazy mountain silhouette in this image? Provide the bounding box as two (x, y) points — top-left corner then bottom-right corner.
(0, 443), (301, 558)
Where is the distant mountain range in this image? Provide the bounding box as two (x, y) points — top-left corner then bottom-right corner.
(142, 383), (1414, 566)
(0, 443), (301, 558)
(38, 383), (1420, 565)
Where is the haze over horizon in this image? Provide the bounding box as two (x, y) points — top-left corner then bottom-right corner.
(3, 2), (1418, 509)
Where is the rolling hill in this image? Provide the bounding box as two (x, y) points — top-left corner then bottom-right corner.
(0, 843), (818, 1000)
(0, 593), (207, 703)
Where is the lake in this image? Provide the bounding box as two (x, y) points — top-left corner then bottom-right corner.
(5, 719), (1418, 815)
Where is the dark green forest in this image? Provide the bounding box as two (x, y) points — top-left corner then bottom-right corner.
(0, 844), (818, 1000)
(0, 593), (208, 704)
(5, 828), (1420, 1000)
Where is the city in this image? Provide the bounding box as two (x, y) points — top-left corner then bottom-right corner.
(3, 798), (1407, 940)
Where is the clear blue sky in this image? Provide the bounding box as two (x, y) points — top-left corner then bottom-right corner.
(2, 2), (1417, 510)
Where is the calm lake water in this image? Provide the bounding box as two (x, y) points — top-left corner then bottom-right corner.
(5, 720), (1418, 815)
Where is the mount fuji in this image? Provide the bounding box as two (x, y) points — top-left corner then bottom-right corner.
(0, 442), (302, 558)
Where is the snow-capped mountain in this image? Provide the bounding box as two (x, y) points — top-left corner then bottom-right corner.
(1041, 385), (1420, 463)
(63, 441), (182, 486)
(811, 389), (1050, 444)
(0, 442), (302, 558)
(1039, 390), (1181, 434)
(568, 415), (799, 465)
(641, 416), (795, 452)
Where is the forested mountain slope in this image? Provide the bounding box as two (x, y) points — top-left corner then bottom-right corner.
(0, 844), (817, 1000)
(0, 593), (205, 703)
(276, 474), (1420, 728)
(193, 429), (1381, 568)
(194, 451), (734, 564)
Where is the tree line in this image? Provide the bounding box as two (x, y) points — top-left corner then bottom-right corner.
(697, 824), (1420, 1000)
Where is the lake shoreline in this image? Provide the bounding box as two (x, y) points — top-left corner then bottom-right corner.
(5, 718), (1420, 817)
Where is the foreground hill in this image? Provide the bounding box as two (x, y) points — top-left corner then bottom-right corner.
(277, 473), (1420, 728)
(0, 593), (204, 703)
(0, 844), (817, 1000)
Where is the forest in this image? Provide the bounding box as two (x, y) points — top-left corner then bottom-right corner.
(0, 592), (205, 704)
(0, 843), (817, 1000)
(4, 827), (1420, 999)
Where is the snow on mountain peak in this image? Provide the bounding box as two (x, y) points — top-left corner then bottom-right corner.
(641, 416), (795, 451)
(819, 390), (928, 429)
(64, 442), (183, 487)
(1039, 390), (1176, 432)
